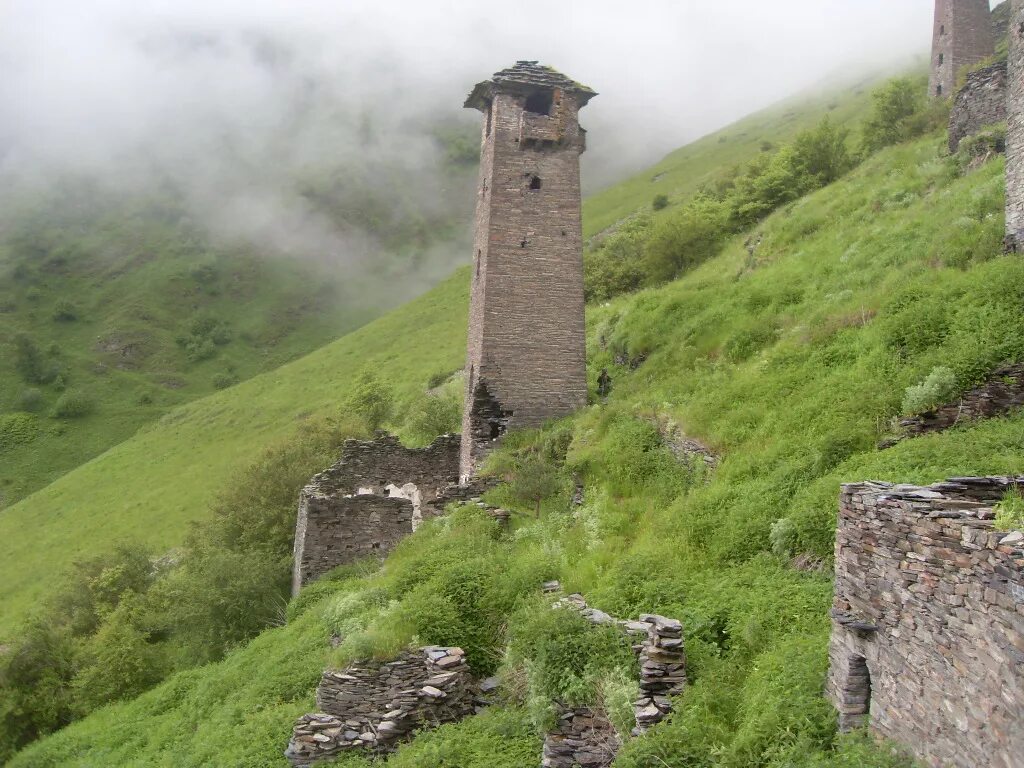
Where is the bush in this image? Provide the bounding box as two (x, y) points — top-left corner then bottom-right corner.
(0, 413), (39, 452)
(901, 366), (959, 415)
(652, 194), (669, 211)
(13, 334), (55, 385)
(789, 116), (853, 186)
(644, 196), (730, 284)
(861, 77), (946, 154)
(584, 217), (651, 302)
(51, 389), (95, 419)
(769, 518), (798, 558)
(51, 300), (78, 322)
(212, 372), (238, 390)
(176, 313), (232, 362)
(345, 370), (395, 431)
(404, 391), (461, 445)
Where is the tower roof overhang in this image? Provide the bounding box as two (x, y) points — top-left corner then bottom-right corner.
(464, 60), (597, 112)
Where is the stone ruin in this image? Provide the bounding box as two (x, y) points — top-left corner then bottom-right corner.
(881, 362), (1024, 448)
(543, 589), (686, 768)
(948, 60), (1007, 153)
(1007, 0), (1024, 249)
(459, 61), (595, 480)
(284, 646), (482, 766)
(291, 434), (460, 595)
(929, 0), (995, 100)
(827, 477), (1024, 768)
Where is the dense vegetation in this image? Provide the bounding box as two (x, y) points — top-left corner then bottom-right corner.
(6, 64), (1023, 766)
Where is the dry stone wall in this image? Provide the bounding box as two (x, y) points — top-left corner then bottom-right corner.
(285, 647), (479, 766)
(882, 362), (1024, 447)
(459, 62), (596, 479)
(543, 591), (686, 767)
(828, 478), (1024, 768)
(1007, 0), (1024, 249)
(948, 60), (1007, 152)
(292, 434), (459, 594)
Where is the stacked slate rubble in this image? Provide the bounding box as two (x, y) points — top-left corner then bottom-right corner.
(285, 647), (479, 766)
(542, 589), (686, 766)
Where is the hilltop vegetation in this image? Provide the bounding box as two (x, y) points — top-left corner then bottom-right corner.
(7, 65), (1024, 767)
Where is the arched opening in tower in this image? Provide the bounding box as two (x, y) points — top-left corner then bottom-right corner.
(838, 654), (872, 732)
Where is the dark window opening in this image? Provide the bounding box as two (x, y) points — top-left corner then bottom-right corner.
(838, 655), (871, 732)
(529, 175), (542, 190)
(936, 85), (943, 96)
(1019, 21), (1024, 36)
(940, 24), (945, 36)
(485, 101), (493, 135)
(476, 250), (481, 277)
(938, 53), (944, 65)
(488, 421), (503, 439)
(525, 89), (554, 116)
(520, 239), (528, 248)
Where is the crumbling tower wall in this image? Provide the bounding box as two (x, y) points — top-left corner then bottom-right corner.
(929, 0), (996, 99)
(459, 62), (596, 479)
(1007, 0), (1024, 249)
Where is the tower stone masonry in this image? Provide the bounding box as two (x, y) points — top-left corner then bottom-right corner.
(1006, 0), (1024, 249)
(929, 0), (995, 99)
(459, 62), (596, 479)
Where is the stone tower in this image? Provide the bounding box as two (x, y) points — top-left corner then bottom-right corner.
(459, 61), (596, 479)
(929, 0), (995, 99)
(1007, 0), (1024, 249)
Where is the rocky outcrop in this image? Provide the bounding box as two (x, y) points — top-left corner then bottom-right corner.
(285, 646), (479, 766)
(828, 477), (1024, 768)
(949, 61), (1007, 153)
(882, 362), (1024, 448)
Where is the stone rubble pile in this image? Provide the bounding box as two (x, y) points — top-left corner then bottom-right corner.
(285, 646), (479, 767)
(542, 588), (686, 765)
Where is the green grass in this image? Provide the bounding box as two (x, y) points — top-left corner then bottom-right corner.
(11, 113), (1024, 767)
(581, 69), (896, 238)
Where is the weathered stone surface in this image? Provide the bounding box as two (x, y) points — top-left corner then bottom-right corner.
(1007, 0), (1024, 250)
(459, 62), (595, 480)
(541, 705), (619, 768)
(291, 434), (460, 594)
(827, 478), (1024, 768)
(882, 363), (1024, 448)
(948, 60), (1007, 152)
(285, 647), (478, 766)
(929, 0), (995, 100)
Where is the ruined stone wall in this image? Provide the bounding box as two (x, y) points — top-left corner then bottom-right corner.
(948, 60), (1007, 152)
(291, 434), (460, 594)
(1007, 0), (1024, 249)
(828, 478), (1024, 768)
(285, 647), (478, 766)
(460, 66), (591, 479)
(929, 0), (996, 99)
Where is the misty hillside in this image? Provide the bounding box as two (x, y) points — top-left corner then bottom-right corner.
(0, 121), (479, 505)
(7, 62), (1021, 767)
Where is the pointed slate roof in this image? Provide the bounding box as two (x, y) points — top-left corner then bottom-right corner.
(464, 61), (597, 111)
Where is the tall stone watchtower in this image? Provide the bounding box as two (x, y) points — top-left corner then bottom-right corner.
(459, 62), (596, 479)
(929, 0), (995, 99)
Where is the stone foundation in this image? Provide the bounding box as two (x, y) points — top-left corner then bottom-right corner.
(828, 477), (1024, 768)
(948, 61), (1007, 153)
(881, 362), (1024, 448)
(542, 706), (619, 768)
(285, 647), (479, 766)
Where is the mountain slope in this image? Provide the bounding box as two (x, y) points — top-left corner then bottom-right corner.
(10, 117), (1024, 767)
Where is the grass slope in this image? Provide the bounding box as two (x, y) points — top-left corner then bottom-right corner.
(582, 70), (894, 238)
(12, 126), (1024, 766)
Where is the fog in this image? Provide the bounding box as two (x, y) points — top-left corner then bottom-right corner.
(0, 0), (956, 281)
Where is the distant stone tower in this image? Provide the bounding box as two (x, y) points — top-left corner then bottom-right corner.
(459, 62), (596, 480)
(929, 0), (996, 99)
(1007, 0), (1024, 249)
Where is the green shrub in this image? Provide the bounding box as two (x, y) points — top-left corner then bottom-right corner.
(51, 390), (95, 419)
(426, 368), (457, 390)
(404, 390), (461, 445)
(789, 116), (854, 186)
(769, 518), (798, 558)
(995, 488), (1024, 531)
(0, 413), (39, 452)
(51, 300), (78, 322)
(652, 194), (669, 211)
(901, 366), (959, 415)
(583, 216), (651, 302)
(644, 196), (729, 284)
(212, 372), (238, 390)
(345, 370), (395, 431)
(13, 333), (56, 385)
(861, 76), (946, 153)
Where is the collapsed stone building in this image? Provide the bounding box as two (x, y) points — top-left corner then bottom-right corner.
(929, 0), (996, 99)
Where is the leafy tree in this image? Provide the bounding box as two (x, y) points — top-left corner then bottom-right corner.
(652, 194), (669, 211)
(644, 196), (730, 283)
(346, 370), (395, 431)
(790, 116), (853, 185)
(507, 456), (561, 518)
(13, 334), (47, 385)
(861, 77), (936, 153)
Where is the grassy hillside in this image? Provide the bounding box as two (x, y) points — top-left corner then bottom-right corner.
(10, 101), (1024, 767)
